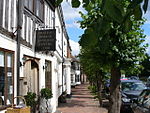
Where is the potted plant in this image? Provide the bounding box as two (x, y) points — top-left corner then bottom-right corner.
(24, 92), (37, 113)
(40, 88), (53, 113)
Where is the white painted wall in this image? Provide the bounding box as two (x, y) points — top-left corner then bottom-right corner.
(55, 8), (63, 56)
(0, 1), (72, 113)
(64, 59), (71, 95)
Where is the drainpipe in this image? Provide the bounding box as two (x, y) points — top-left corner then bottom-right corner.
(17, 0), (23, 102)
(61, 23), (64, 94)
(58, 5), (64, 95)
(53, 5), (55, 29)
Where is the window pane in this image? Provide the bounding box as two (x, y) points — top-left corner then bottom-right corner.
(0, 51), (13, 106)
(36, 0), (40, 17)
(0, 51), (4, 67)
(45, 61), (52, 89)
(6, 54), (13, 105)
(24, 0), (28, 8)
(7, 54), (12, 68)
(0, 67), (5, 95)
(29, 0), (33, 11)
(40, 1), (44, 20)
(0, 51), (5, 106)
(35, 0), (44, 20)
(0, 0), (4, 27)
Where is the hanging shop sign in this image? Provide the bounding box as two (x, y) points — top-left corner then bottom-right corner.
(35, 29), (56, 52)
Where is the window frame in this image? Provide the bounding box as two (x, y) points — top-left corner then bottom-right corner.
(0, 48), (14, 109)
(24, 0), (44, 21)
(45, 60), (52, 89)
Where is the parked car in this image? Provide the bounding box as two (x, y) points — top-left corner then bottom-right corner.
(121, 79), (147, 112)
(128, 76), (139, 80)
(131, 89), (150, 113)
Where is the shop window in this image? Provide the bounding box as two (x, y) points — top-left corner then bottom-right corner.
(0, 50), (14, 107)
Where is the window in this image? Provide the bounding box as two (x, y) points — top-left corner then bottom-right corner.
(0, 0), (4, 27)
(24, 0), (44, 21)
(45, 61), (52, 89)
(35, 0), (44, 20)
(122, 82), (146, 92)
(76, 75), (80, 82)
(0, 49), (14, 107)
(0, 0), (15, 32)
(24, 0), (34, 12)
(71, 74), (74, 83)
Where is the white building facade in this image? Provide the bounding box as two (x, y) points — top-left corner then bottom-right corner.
(0, 0), (71, 113)
(71, 58), (81, 87)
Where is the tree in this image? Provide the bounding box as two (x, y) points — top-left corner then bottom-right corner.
(80, 47), (109, 106)
(139, 54), (150, 78)
(79, 1), (147, 113)
(56, 0), (149, 22)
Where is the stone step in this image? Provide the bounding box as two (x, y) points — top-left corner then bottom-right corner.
(54, 110), (62, 113)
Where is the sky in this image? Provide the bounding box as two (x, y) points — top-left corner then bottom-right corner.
(62, 1), (150, 56)
(62, 1), (84, 56)
(142, 6), (150, 54)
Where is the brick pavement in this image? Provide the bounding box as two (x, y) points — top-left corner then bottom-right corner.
(56, 83), (108, 113)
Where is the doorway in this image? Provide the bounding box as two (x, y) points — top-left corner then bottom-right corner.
(20, 59), (39, 95)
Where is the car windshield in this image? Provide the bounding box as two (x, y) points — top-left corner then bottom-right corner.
(122, 82), (146, 91)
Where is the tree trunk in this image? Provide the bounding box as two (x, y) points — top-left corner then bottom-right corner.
(96, 71), (103, 107)
(108, 67), (121, 113)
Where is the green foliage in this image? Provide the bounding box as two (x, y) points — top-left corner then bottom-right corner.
(40, 88), (53, 100)
(79, 1), (148, 100)
(71, 0), (80, 8)
(139, 54), (150, 77)
(103, 0), (124, 23)
(56, 0), (149, 14)
(79, 1), (148, 70)
(88, 85), (97, 94)
(134, 5), (142, 20)
(56, 0), (63, 6)
(82, 0), (90, 7)
(24, 92), (36, 107)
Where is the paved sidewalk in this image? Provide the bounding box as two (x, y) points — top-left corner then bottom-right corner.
(56, 83), (108, 113)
